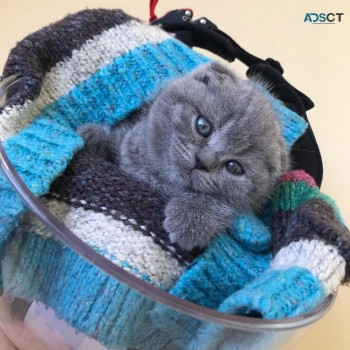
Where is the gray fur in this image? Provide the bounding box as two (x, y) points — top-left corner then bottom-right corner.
(79, 62), (289, 250)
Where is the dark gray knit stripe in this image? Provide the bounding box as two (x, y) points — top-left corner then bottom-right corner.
(49, 150), (202, 264)
(272, 198), (350, 282)
(1, 9), (135, 112)
(271, 209), (294, 254)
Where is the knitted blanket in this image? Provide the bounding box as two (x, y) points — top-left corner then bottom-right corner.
(0, 8), (349, 350)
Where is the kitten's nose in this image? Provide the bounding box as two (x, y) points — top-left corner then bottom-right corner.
(194, 154), (209, 172)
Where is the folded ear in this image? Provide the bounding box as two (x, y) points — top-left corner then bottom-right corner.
(194, 61), (237, 86)
(209, 61), (237, 81)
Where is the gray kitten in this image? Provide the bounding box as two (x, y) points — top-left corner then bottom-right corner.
(79, 62), (289, 251)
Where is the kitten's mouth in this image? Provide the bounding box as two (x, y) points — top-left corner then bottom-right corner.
(189, 168), (205, 183)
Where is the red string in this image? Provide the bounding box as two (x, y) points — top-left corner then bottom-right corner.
(149, 0), (159, 22)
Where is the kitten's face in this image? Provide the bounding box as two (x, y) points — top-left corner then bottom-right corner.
(146, 62), (289, 211)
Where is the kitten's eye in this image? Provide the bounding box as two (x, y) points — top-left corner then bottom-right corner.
(226, 160), (244, 175)
(196, 115), (211, 137)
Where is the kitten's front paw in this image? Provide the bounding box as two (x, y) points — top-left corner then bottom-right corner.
(164, 196), (221, 251)
(164, 213), (200, 251)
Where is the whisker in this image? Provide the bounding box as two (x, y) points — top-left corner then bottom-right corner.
(169, 134), (192, 161)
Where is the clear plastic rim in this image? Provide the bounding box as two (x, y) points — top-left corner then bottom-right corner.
(0, 77), (336, 332)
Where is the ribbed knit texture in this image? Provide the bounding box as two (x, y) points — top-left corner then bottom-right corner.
(3, 230), (155, 350)
(219, 267), (325, 319)
(169, 232), (271, 309)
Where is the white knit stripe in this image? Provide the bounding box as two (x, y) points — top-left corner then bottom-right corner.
(25, 198), (184, 289)
(0, 20), (171, 141)
(271, 239), (345, 295)
(0, 100), (34, 141)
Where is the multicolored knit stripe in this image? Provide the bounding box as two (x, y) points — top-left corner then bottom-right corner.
(0, 211), (275, 350)
(272, 170), (343, 221)
(271, 170), (349, 283)
(220, 170), (349, 319)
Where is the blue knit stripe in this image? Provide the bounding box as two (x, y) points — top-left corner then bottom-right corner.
(0, 118), (83, 258)
(38, 39), (210, 130)
(231, 214), (271, 252)
(2, 231), (155, 349)
(219, 267), (326, 319)
(169, 234), (271, 309)
(272, 99), (308, 149)
(3, 119), (83, 196)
